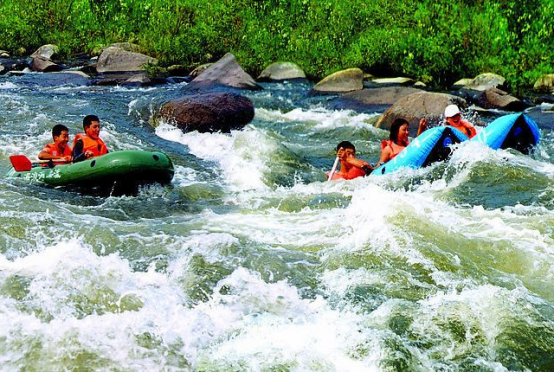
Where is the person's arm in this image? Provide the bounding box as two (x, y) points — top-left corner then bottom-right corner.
(463, 120), (477, 138)
(375, 147), (392, 168)
(345, 155), (373, 170)
(417, 118), (429, 136)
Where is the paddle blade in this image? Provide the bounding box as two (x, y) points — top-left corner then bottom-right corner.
(10, 155), (33, 172)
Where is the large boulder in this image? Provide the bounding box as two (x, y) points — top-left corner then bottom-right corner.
(258, 62), (306, 81)
(30, 56), (63, 72)
(96, 46), (157, 73)
(158, 92), (255, 133)
(330, 86), (422, 112)
(475, 87), (528, 111)
(311, 68), (363, 94)
(30, 44), (59, 60)
(376, 91), (467, 137)
(533, 74), (554, 93)
(464, 73), (506, 91)
(188, 53), (261, 91)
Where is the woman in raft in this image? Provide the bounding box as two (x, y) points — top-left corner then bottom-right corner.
(376, 117), (428, 167)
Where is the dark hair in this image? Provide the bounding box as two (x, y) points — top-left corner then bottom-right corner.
(83, 115), (100, 129)
(336, 141), (355, 152)
(52, 124), (69, 138)
(389, 118), (409, 143)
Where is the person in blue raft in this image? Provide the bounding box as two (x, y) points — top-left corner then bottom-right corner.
(376, 117), (429, 167)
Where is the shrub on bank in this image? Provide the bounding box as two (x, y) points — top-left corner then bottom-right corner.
(0, 0), (552, 94)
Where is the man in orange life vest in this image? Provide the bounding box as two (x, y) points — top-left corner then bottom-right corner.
(38, 124), (73, 163)
(328, 141), (373, 180)
(72, 115), (108, 162)
(444, 104), (477, 138)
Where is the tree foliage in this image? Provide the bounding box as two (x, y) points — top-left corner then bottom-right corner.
(0, 0), (552, 93)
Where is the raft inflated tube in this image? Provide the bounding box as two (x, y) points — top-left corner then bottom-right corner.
(471, 113), (540, 154)
(372, 126), (469, 176)
(6, 150), (174, 187)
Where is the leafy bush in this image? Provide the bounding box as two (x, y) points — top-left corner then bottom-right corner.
(0, 0), (552, 93)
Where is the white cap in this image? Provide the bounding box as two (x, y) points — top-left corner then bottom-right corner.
(444, 104), (460, 118)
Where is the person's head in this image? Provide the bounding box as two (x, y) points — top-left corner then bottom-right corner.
(52, 124), (69, 146)
(389, 118), (410, 145)
(336, 141), (356, 159)
(444, 104), (462, 125)
(83, 115), (101, 139)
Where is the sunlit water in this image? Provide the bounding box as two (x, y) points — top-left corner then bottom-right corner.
(1, 74), (554, 371)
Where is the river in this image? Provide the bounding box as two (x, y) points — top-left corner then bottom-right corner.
(1, 73), (554, 371)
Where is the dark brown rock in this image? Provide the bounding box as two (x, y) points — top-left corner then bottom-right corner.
(158, 92), (255, 133)
(476, 88), (528, 111)
(376, 91), (466, 136)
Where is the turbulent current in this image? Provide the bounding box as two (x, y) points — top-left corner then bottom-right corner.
(1, 74), (554, 371)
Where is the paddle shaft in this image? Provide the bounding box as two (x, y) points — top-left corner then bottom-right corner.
(328, 156), (340, 181)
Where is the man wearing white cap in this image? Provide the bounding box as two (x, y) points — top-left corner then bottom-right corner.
(444, 104), (477, 138)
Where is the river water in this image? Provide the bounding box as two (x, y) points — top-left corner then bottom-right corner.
(1, 74), (554, 371)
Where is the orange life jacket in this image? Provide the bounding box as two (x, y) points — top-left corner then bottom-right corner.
(381, 140), (406, 160)
(447, 119), (477, 138)
(73, 133), (108, 157)
(40, 143), (72, 166)
(42, 142), (72, 158)
(328, 166), (366, 180)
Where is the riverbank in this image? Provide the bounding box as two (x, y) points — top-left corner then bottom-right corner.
(1, 0), (553, 94)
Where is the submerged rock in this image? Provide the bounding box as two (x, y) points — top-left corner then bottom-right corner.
(330, 86), (423, 112)
(258, 62), (306, 82)
(376, 91), (467, 137)
(158, 92), (255, 133)
(311, 68), (363, 94)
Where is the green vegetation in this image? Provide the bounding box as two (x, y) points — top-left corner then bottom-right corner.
(1, 0), (553, 93)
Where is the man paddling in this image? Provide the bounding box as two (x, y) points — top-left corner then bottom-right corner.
(72, 115), (109, 162)
(328, 141), (373, 180)
(38, 124), (72, 164)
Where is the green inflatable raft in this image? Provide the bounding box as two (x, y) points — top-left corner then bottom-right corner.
(6, 150), (174, 192)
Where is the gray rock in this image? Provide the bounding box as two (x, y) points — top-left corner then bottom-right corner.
(158, 92), (255, 133)
(330, 87), (423, 112)
(451, 78), (473, 90)
(30, 44), (59, 60)
(189, 53), (260, 91)
(312, 68), (363, 94)
(371, 77), (415, 86)
(533, 74), (554, 93)
(258, 62), (306, 81)
(0, 50), (10, 58)
(30, 56), (62, 72)
(96, 46), (157, 73)
(376, 91), (467, 137)
(465, 73), (506, 91)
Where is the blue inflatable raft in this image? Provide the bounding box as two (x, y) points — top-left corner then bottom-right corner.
(471, 113), (540, 154)
(372, 126), (469, 175)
